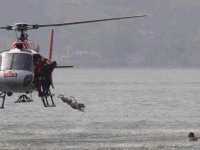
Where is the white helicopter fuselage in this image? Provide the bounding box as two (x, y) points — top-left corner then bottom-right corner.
(0, 48), (36, 93)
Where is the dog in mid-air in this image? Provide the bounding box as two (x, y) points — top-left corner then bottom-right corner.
(58, 95), (85, 112)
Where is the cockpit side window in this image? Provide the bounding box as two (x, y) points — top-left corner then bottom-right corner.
(1, 53), (12, 70)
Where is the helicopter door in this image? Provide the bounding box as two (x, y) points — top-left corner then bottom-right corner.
(1, 53), (33, 71)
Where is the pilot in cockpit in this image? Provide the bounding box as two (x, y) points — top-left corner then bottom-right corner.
(12, 41), (24, 49)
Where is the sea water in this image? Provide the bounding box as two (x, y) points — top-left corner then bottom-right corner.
(1, 69), (200, 149)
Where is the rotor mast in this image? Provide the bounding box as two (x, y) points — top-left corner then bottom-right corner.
(18, 29), (28, 41)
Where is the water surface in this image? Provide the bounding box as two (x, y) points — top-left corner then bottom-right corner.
(1, 69), (200, 149)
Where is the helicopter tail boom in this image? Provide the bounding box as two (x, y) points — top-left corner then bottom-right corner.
(48, 29), (54, 61)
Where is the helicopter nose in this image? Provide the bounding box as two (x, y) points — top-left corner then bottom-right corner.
(23, 75), (33, 87)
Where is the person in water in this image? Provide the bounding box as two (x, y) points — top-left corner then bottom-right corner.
(188, 132), (199, 141)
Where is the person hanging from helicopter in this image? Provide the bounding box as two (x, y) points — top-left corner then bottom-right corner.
(33, 54), (44, 96)
(40, 59), (57, 96)
(33, 53), (57, 97)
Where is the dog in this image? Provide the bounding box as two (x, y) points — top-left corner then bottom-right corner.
(58, 95), (85, 112)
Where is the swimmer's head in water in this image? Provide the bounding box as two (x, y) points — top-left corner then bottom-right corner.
(188, 132), (198, 141)
(188, 132), (195, 138)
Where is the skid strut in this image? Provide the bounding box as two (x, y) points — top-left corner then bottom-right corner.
(0, 92), (6, 109)
(41, 90), (56, 107)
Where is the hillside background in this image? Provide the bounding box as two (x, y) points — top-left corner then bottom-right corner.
(0, 0), (199, 68)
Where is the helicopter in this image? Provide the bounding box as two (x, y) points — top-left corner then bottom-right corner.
(0, 15), (146, 109)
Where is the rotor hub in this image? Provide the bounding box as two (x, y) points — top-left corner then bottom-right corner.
(13, 23), (31, 31)
(0, 23), (39, 31)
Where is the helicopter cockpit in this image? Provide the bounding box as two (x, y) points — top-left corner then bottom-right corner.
(0, 50), (34, 94)
(0, 52), (33, 71)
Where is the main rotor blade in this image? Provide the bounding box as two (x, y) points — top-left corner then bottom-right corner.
(0, 26), (12, 30)
(36, 15), (146, 28)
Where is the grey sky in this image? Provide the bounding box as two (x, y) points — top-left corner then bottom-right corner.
(0, 0), (199, 68)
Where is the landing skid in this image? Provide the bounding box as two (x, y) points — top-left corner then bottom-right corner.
(40, 90), (56, 107)
(15, 94), (33, 103)
(0, 92), (6, 109)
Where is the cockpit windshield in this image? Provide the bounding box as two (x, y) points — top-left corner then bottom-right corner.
(1, 53), (33, 71)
